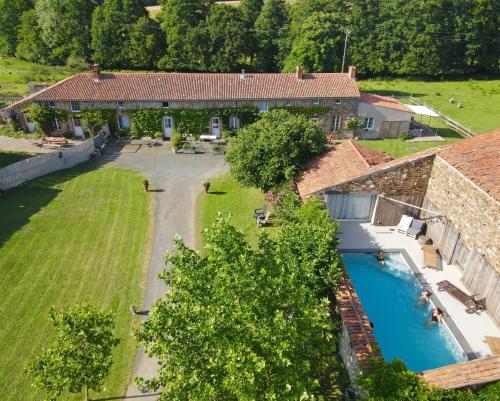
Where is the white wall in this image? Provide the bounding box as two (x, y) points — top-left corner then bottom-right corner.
(357, 102), (413, 139)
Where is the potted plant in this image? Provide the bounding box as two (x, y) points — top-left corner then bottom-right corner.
(203, 181), (210, 193)
(154, 131), (164, 144)
(170, 129), (182, 153)
(142, 179), (149, 192)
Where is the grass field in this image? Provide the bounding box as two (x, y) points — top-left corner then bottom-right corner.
(0, 57), (71, 97)
(358, 78), (500, 134)
(0, 162), (150, 401)
(0, 151), (32, 168)
(195, 173), (275, 248)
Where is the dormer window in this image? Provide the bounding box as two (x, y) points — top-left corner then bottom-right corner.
(48, 101), (55, 109)
(162, 102), (169, 108)
(117, 101), (124, 109)
(313, 99), (320, 105)
(70, 101), (80, 112)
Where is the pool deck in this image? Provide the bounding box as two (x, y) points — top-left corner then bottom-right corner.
(337, 221), (500, 359)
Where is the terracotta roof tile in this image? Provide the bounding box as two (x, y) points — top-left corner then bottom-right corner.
(360, 92), (413, 112)
(420, 356), (500, 389)
(3, 72), (360, 110)
(437, 129), (500, 201)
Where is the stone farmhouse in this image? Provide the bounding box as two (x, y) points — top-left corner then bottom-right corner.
(297, 129), (500, 325)
(2, 65), (361, 139)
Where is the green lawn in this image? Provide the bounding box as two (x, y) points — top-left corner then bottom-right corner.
(0, 151), (32, 168)
(358, 78), (500, 134)
(195, 173), (276, 248)
(0, 57), (71, 97)
(0, 162), (150, 401)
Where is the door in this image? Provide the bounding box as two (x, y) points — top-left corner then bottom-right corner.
(25, 115), (36, 133)
(73, 117), (84, 138)
(163, 116), (173, 138)
(211, 117), (221, 137)
(327, 193), (376, 221)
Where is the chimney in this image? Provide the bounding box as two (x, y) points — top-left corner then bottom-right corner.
(92, 64), (100, 82)
(348, 65), (357, 80)
(240, 69), (246, 80)
(296, 66), (303, 80)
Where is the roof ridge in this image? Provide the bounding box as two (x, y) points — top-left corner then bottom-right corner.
(347, 140), (371, 168)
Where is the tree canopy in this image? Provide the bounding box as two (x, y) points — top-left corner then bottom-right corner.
(26, 304), (119, 401)
(226, 109), (328, 191)
(136, 202), (342, 400)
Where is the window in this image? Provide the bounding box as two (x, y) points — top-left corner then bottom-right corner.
(118, 114), (130, 130)
(48, 101), (55, 109)
(162, 102), (169, 108)
(51, 117), (61, 130)
(332, 115), (341, 131)
(285, 99), (292, 107)
(363, 117), (375, 130)
(259, 101), (268, 113)
(70, 101), (80, 112)
(229, 116), (239, 130)
(310, 115), (319, 123)
(313, 99), (320, 105)
(117, 101), (124, 109)
(335, 99), (342, 105)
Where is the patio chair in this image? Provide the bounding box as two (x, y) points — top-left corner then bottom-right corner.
(423, 244), (439, 270)
(437, 280), (486, 314)
(256, 211), (271, 226)
(406, 219), (425, 239)
(397, 214), (413, 234)
(253, 204), (268, 219)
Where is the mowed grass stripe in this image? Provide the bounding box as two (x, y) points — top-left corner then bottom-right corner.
(0, 162), (150, 401)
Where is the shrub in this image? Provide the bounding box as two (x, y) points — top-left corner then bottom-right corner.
(170, 129), (182, 150)
(62, 130), (73, 139)
(400, 133), (412, 141)
(267, 184), (302, 223)
(226, 109), (328, 191)
(212, 144), (224, 153)
(203, 181), (210, 193)
(344, 115), (363, 130)
(32, 130), (44, 139)
(154, 131), (164, 139)
(142, 179), (149, 191)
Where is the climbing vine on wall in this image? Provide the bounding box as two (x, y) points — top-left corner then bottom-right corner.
(75, 109), (118, 134)
(270, 106), (330, 117)
(127, 107), (261, 137)
(25, 103), (68, 133)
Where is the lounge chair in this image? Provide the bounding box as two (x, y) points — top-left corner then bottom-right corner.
(256, 211), (271, 226)
(397, 214), (414, 234)
(253, 204), (267, 219)
(406, 219), (425, 239)
(423, 245), (439, 270)
(437, 280), (486, 314)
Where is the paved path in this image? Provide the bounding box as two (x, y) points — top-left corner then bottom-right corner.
(107, 143), (227, 400)
(0, 135), (53, 153)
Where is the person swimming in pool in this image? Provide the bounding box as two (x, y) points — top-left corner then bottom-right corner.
(420, 290), (431, 303)
(375, 250), (385, 265)
(431, 307), (444, 323)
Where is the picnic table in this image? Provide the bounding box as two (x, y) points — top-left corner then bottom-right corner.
(42, 137), (68, 148)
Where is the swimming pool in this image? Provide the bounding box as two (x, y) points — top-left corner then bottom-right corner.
(342, 252), (466, 372)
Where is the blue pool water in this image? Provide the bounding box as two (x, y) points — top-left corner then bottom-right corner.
(342, 252), (466, 372)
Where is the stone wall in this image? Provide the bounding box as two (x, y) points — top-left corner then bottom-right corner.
(424, 156), (499, 273)
(319, 155), (435, 197)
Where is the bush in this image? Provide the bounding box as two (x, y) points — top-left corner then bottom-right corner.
(344, 115), (363, 130)
(62, 130), (73, 139)
(32, 130), (44, 139)
(170, 129), (182, 150)
(267, 184), (302, 223)
(226, 109), (328, 191)
(154, 131), (164, 139)
(400, 133), (412, 141)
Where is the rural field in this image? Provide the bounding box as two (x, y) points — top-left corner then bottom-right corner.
(0, 161), (150, 401)
(195, 173), (275, 247)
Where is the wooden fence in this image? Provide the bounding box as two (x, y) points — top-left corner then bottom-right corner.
(408, 96), (475, 137)
(372, 194), (425, 226)
(0, 133), (105, 191)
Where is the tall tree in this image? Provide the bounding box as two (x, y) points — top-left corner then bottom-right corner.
(254, 0), (290, 71)
(128, 16), (164, 69)
(157, 0), (213, 70)
(16, 9), (51, 64)
(206, 4), (247, 71)
(136, 213), (340, 400)
(0, 0), (33, 56)
(35, 0), (98, 64)
(91, 0), (154, 69)
(26, 304), (119, 401)
(239, 0), (264, 64)
(284, 12), (344, 72)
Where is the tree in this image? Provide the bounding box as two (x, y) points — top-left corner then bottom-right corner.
(157, 0), (213, 70)
(284, 12), (344, 72)
(226, 109), (328, 191)
(128, 16), (163, 69)
(0, 0), (33, 56)
(35, 0), (98, 64)
(136, 214), (341, 400)
(16, 9), (51, 64)
(254, 0), (290, 71)
(206, 4), (247, 72)
(26, 304), (119, 401)
(91, 0), (150, 69)
(239, 0), (264, 63)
